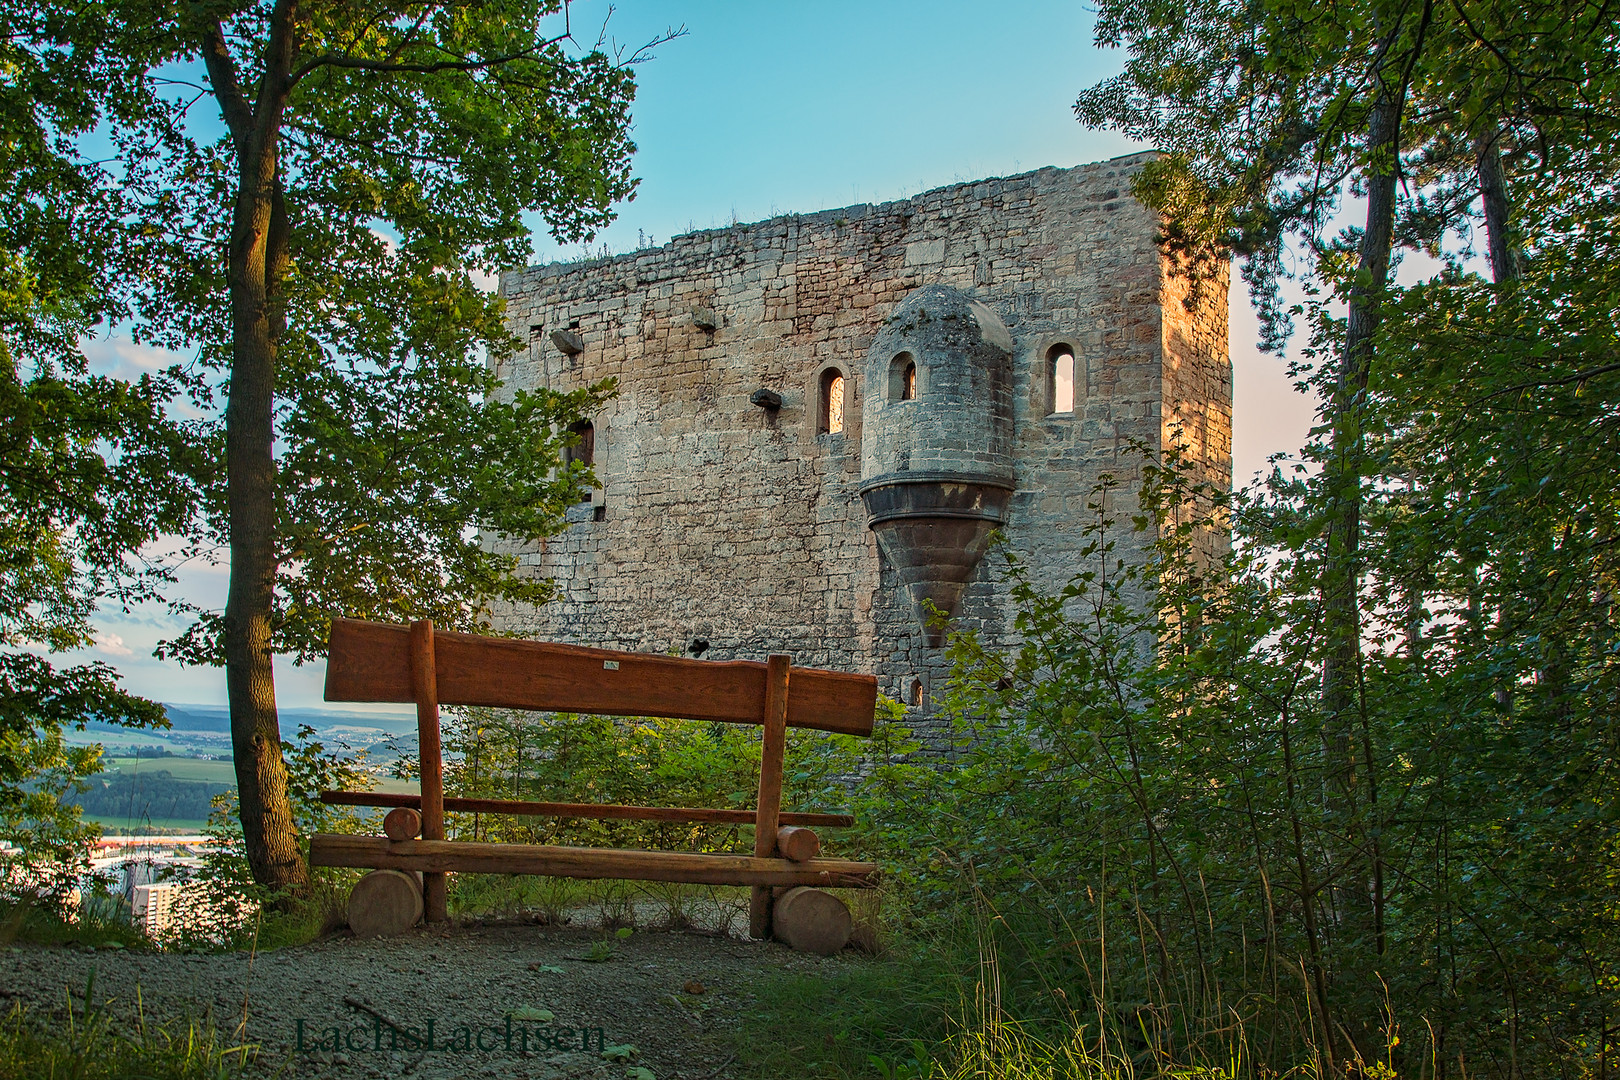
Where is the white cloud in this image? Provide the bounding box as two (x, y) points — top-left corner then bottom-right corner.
(79, 335), (189, 382)
(368, 226), (399, 254)
(94, 631), (135, 657)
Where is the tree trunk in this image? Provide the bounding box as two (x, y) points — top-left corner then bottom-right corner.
(223, 141), (304, 893)
(1474, 125), (1519, 284)
(208, 7), (307, 895)
(1322, 77), (1404, 771)
(1319, 61), (1408, 1066)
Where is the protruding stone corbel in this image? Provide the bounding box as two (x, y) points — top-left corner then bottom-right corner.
(551, 328), (585, 355)
(750, 387), (782, 410)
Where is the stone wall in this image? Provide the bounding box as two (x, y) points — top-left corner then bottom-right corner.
(490, 154), (1231, 746)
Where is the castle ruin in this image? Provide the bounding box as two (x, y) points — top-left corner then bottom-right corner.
(489, 153), (1230, 746)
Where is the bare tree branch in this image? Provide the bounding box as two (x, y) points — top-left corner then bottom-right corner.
(288, 29), (574, 87)
(621, 24), (687, 67)
(1472, 361), (1620, 403)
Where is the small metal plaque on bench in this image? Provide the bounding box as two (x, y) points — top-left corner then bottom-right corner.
(603, 660), (619, 670)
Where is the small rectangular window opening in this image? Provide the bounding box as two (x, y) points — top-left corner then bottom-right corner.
(889, 352), (916, 402)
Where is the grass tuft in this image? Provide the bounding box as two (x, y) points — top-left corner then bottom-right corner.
(733, 938), (959, 1079)
(0, 976), (261, 1080)
(0, 896), (154, 952)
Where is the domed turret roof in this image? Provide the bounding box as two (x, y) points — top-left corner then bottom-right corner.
(879, 284), (1014, 355)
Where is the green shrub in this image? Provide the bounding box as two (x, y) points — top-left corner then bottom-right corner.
(166, 725), (377, 951)
(0, 728), (104, 914)
(435, 707), (870, 854)
(839, 448), (1617, 1078)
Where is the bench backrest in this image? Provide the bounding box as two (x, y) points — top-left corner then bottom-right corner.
(324, 618), (877, 736)
(324, 616), (875, 933)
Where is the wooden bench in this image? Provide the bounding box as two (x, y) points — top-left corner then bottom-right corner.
(310, 618), (879, 949)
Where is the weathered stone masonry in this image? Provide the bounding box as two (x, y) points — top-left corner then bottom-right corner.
(490, 153), (1230, 747)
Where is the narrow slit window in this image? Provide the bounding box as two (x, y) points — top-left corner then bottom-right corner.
(821, 369), (846, 434)
(903, 362), (917, 400)
(565, 420), (595, 502)
(1048, 346), (1076, 415)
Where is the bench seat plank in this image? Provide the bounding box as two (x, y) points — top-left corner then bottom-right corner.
(310, 834), (878, 889)
(323, 618), (877, 736)
(320, 790), (854, 828)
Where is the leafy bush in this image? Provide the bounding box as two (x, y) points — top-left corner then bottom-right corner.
(0, 727), (103, 913)
(165, 725), (377, 950)
(436, 707), (871, 854)
(852, 447), (1616, 1078)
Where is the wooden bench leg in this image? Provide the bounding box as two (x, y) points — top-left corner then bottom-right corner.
(411, 620), (448, 924)
(750, 654), (790, 938)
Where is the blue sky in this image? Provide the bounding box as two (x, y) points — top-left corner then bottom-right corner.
(71, 0), (1314, 709)
(525, 1), (1139, 257)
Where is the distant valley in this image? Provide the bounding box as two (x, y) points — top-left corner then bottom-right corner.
(65, 703), (420, 834)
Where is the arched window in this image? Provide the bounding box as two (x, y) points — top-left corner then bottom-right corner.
(1047, 344), (1076, 415)
(820, 369), (846, 434)
(908, 678), (924, 708)
(889, 352), (917, 402)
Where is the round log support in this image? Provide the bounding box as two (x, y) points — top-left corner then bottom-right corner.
(771, 886), (852, 955)
(383, 806), (422, 841)
(348, 869), (423, 938)
(775, 826), (821, 862)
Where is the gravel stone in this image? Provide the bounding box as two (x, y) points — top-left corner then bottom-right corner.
(2, 922), (862, 1079)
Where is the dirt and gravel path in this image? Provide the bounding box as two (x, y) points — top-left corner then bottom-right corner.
(1, 920), (862, 1079)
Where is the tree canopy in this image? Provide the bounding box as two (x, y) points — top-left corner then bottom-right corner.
(1, 6), (199, 853)
(5, 1), (669, 891)
(984, 0), (1620, 1071)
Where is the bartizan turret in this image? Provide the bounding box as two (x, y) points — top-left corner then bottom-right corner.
(859, 285), (1015, 646)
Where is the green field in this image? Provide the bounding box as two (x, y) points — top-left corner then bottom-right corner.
(98, 756), (416, 799)
(85, 816), (212, 834)
(102, 757), (237, 783)
(67, 728), (222, 753)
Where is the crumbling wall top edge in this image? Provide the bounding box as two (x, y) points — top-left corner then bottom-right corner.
(498, 150), (1159, 288)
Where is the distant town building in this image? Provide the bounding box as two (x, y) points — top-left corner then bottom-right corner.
(131, 882), (181, 937)
(91, 837), (211, 941)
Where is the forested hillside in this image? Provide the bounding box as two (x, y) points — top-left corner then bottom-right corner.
(75, 771), (232, 825)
